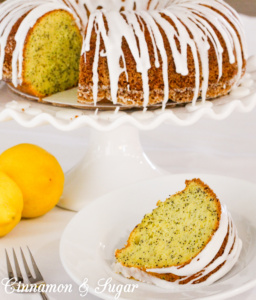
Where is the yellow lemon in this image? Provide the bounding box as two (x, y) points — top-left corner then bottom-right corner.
(0, 171), (23, 237)
(0, 144), (65, 218)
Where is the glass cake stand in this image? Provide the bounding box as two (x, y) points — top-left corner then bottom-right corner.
(1, 55), (256, 211)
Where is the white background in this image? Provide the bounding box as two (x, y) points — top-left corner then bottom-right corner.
(0, 14), (256, 300)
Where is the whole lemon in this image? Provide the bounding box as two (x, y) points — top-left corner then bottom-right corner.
(0, 144), (65, 218)
(0, 171), (23, 237)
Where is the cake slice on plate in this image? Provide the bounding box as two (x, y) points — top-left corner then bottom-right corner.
(114, 179), (242, 287)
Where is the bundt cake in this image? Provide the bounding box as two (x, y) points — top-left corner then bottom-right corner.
(114, 179), (242, 287)
(0, 0), (247, 108)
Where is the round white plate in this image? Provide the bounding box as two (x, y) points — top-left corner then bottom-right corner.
(60, 174), (256, 300)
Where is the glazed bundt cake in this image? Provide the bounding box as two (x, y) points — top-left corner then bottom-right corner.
(114, 179), (242, 287)
(0, 0), (247, 107)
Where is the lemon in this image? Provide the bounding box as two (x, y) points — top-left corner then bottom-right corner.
(0, 171), (23, 237)
(0, 144), (65, 218)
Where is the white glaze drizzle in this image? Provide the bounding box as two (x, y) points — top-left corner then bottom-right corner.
(114, 205), (242, 287)
(0, 0), (247, 107)
(82, 0), (247, 107)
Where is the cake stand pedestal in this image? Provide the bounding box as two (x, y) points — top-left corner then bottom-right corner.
(0, 56), (256, 211)
(60, 125), (167, 211)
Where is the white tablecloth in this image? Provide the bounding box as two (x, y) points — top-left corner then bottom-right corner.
(0, 14), (256, 300)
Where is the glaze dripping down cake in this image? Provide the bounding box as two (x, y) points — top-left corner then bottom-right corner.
(114, 179), (242, 287)
(0, 0), (247, 108)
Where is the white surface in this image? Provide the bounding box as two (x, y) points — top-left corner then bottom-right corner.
(0, 13), (256, 300)
(0, 111), (256, 300)
(60, 174), (256, 300)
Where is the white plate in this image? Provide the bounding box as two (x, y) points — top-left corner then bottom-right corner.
(60, 174), (256, 300)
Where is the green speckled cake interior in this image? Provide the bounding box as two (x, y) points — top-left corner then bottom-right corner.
(116, 181), (221, 269)
(23, 10), (82, 97)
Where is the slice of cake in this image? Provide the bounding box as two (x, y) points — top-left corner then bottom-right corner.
(114, 179), (242, 287)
